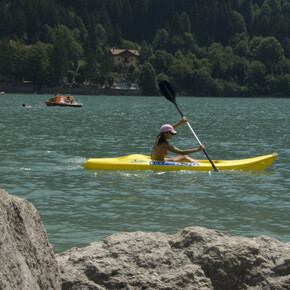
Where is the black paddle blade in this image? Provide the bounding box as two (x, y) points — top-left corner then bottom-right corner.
(159, 80), (176, 104)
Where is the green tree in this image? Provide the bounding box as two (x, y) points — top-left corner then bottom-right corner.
(232, 56), (249, 84)
(139, 40), (153, 64)
(99, 50), (112, 75)
(107, 74), (114, 86)
(152, 29), (169, 51)
(249, 36), (263, 53)
(55, 25), (83, 63)
(190, 68), (223, 96)
(170, 35), (185, 54)
(67, 70), (75, 83)
(112, 24), (123, 47)
(209, 44), (233, 80)
(266, 0), (281, 16)
(279, 74), (290, 93)
(28, 42), (51, 85)
(256, 3), (272, 36)
(248, 60), (266, 87)
(251, 36), (284, 73)
(0, 39), (14, 79)
(182, 33), (197, 54)
(208, 42), (224, 61)
(171, 12), (182, 35)
(282, 38), (290, 59)
(122, 40), (138, 50)
(83, 49), (99, 84)
(156, 73), (169, 84)
(50, 25), (83, 81)
(40, 24), (56, 44)
(51, 33), (69, 82)
(98, 6), (113, 44)
(211, 54), (229, 79)
(149, 50), (174, 74)
(280, 58), (290, 75)
(265, 73), (280, 93)
(180, 11), (191, 34)
(139, 62), (158, 95)
(13, 9), (27, 40)
(234, 40), (249, 57)
(119, 0), (133, 39)
(240, 0), (253, 31)
(229, 11), (247, 37)
(10, 40), (30, 81)
(169, 53), (193, 91)
(95, 24), (107, 47)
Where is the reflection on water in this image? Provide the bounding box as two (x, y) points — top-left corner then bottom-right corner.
(0, 94), (289, 252)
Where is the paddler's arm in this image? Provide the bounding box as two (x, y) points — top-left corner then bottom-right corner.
(165, 143), (205, 155)
(172, 117), (189, 130)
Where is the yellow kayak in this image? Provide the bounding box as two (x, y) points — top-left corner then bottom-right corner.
(84, 153), (277, 171)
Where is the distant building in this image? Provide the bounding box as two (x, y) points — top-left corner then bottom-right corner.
(113, 82), (140, 90)
(109, 49), (140, 70)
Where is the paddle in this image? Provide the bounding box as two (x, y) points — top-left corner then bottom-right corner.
(158, 80), (219, 172)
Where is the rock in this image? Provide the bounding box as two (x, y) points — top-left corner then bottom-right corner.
(57, 227), (290, 290)
(0, 189), (61, 290)
(1, 188), (289, 289)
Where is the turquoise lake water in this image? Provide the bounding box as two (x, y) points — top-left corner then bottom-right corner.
(0, 94), (289, 253)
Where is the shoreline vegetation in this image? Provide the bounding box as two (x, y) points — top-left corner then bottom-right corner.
(0, 83), (143, 96)
(1, 82), (289, 98)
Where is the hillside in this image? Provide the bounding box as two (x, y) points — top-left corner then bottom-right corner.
(1, 0), (290, 96)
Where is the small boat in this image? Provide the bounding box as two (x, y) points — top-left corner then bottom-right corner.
(84, 153), (278, 172)
(0, 91), (5, 95)
(45, 95), (82, 107)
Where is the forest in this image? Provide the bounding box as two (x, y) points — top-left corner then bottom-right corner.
(0, 0), (290, 96)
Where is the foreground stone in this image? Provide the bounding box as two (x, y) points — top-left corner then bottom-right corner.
(57, 228), (290, 289)
(1, 189), (290, 290)
(0, 189), (60, 290)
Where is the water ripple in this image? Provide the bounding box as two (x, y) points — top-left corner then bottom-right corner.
(0, 95), (289, 253)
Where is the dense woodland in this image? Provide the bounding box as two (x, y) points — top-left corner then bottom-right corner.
(1, 0), (290, 96)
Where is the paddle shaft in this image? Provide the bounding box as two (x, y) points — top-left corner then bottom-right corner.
(173, 100), (203, 144)
(173, 102), (219, 172)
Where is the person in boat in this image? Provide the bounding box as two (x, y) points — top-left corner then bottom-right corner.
(151, 117), (205, 162)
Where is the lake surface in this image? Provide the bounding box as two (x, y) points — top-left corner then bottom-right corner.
(0, 94), (289, 253)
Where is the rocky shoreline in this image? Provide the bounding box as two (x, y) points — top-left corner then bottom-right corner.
(1, 188), (289, 289)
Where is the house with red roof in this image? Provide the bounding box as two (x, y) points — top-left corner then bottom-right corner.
(109, 49), (140, 70)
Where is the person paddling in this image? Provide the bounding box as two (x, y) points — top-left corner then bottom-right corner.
(151, 117), (205, 162)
